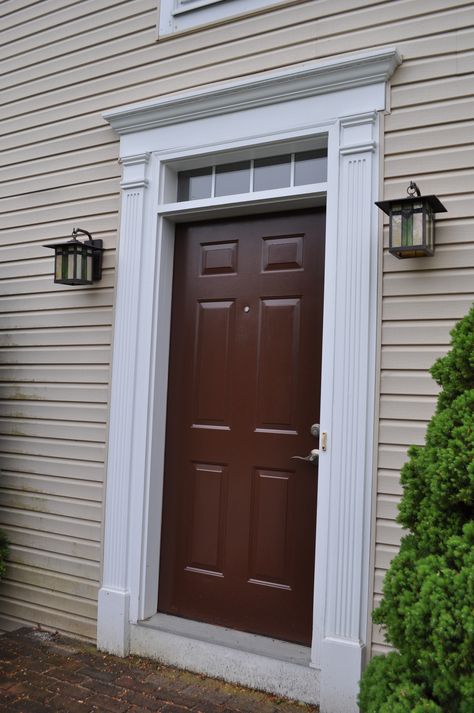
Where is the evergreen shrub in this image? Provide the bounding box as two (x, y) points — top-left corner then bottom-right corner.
(359, 304), (474, 713)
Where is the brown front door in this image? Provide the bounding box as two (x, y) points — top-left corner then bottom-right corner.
(158, 208), (325, 645)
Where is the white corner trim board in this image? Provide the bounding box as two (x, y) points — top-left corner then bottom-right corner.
(99, 48), (401, 713)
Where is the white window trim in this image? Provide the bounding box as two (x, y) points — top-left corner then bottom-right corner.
(158, 0), (288, 37)
(99, 48), (401, 713)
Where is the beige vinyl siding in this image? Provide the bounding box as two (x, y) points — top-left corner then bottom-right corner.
(1, 0), (473, 645)
(375, 30), (474, 650)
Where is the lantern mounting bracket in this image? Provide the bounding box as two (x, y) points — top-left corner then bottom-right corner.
(407, 181), (421, 197)
(72, 226), (93, 241)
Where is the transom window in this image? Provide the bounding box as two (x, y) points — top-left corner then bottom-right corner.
(177, 150), (327, 201)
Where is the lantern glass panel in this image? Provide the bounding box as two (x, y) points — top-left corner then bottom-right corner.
(401, 207), (413, 247)
(412, 204), (424, 247)
(83, 248), (93, 283)
(80, 250), (85, 282)
(55, 252), (62, 281)
(390, 204), (402, 248)
(426, 206), (434, 252)
(67, 247), (76, 281)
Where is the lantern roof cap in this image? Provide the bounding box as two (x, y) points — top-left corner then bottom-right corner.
(43, 237), (104, 250)
(375, 193), (447, 216)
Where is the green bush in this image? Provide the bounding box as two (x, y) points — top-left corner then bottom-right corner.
(359, 304), (474, 713)
(0, 528), (8, 580)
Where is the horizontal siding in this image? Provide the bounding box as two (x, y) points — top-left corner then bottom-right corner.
(0, 0), (149, 640)
(383, 293), (474, 319)
(0, 0), (472, 652)
(385, 121), (474, 154)
(374, 3), (474, 658)
(380, 395), (437, 421)
(0, 598), (96, 639)
(0, 455), (104, 482)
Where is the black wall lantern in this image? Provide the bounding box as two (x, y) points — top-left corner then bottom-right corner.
(376, 182), (447, 259)
(44, 228), (103, 285)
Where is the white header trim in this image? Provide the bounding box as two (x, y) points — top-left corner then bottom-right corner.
(103, 48), (401, 134)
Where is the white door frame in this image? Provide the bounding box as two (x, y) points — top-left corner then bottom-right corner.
(98, 48), (401, 713)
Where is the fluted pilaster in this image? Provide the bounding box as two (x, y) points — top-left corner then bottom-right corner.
(97, 153), (150, 655)
(319, 114), (378, 713)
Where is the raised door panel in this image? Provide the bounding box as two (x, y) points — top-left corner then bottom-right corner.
(193, 300), (234, 429)
(255, 298), (301, 434)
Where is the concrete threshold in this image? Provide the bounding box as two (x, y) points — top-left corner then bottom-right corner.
(131, 613), (320, 705)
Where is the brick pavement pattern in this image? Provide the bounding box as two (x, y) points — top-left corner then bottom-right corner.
(0, 629), (319, 713)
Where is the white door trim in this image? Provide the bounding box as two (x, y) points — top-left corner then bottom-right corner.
(98, 48), (401, 713)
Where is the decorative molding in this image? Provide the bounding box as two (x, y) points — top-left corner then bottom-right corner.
(120, 153), (150, 189)
(103, 48), (401, 135)
(339, 112), (377, 151)
(97, 155), (150, 656)
(340, 112), (377, 128)
(121, 153), (151, 165)
(316, 113), (379, 712)
(326, 149), (373, 641)
(100, 50), (399, 712)
(121, 179), (149, 190)
(339, 143), (376, 155)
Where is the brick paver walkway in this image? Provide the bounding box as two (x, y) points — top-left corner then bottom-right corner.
(0, 628), (319, 713)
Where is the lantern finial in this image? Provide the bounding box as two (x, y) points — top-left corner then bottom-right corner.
(407, 181), (421, 197)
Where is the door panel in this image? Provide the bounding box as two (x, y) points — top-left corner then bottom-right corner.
(158, 208), (325, 645)
(194, 300), (234, 427)
(256, 297), (301, 431)
(186, 462), (228, 576)
(248, 467), (293, 587)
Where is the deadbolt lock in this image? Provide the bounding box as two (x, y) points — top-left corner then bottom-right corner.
(310, 423), (327, 452)
(291, 424), (327, 463)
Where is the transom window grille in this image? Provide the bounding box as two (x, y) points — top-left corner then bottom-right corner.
(177, 150), (327, 202)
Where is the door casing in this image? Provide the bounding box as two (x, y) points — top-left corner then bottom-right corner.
(99, 48), (401, 713)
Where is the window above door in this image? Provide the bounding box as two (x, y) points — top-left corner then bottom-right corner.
(158, 0), (288, 37)
(177, 149), (328, 201)
(157, 136), (329, 220)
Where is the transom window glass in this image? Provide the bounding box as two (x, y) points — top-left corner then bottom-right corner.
(177, 150), (327, 202)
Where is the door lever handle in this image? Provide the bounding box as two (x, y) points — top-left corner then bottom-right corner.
(291, 449), (319, 464)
